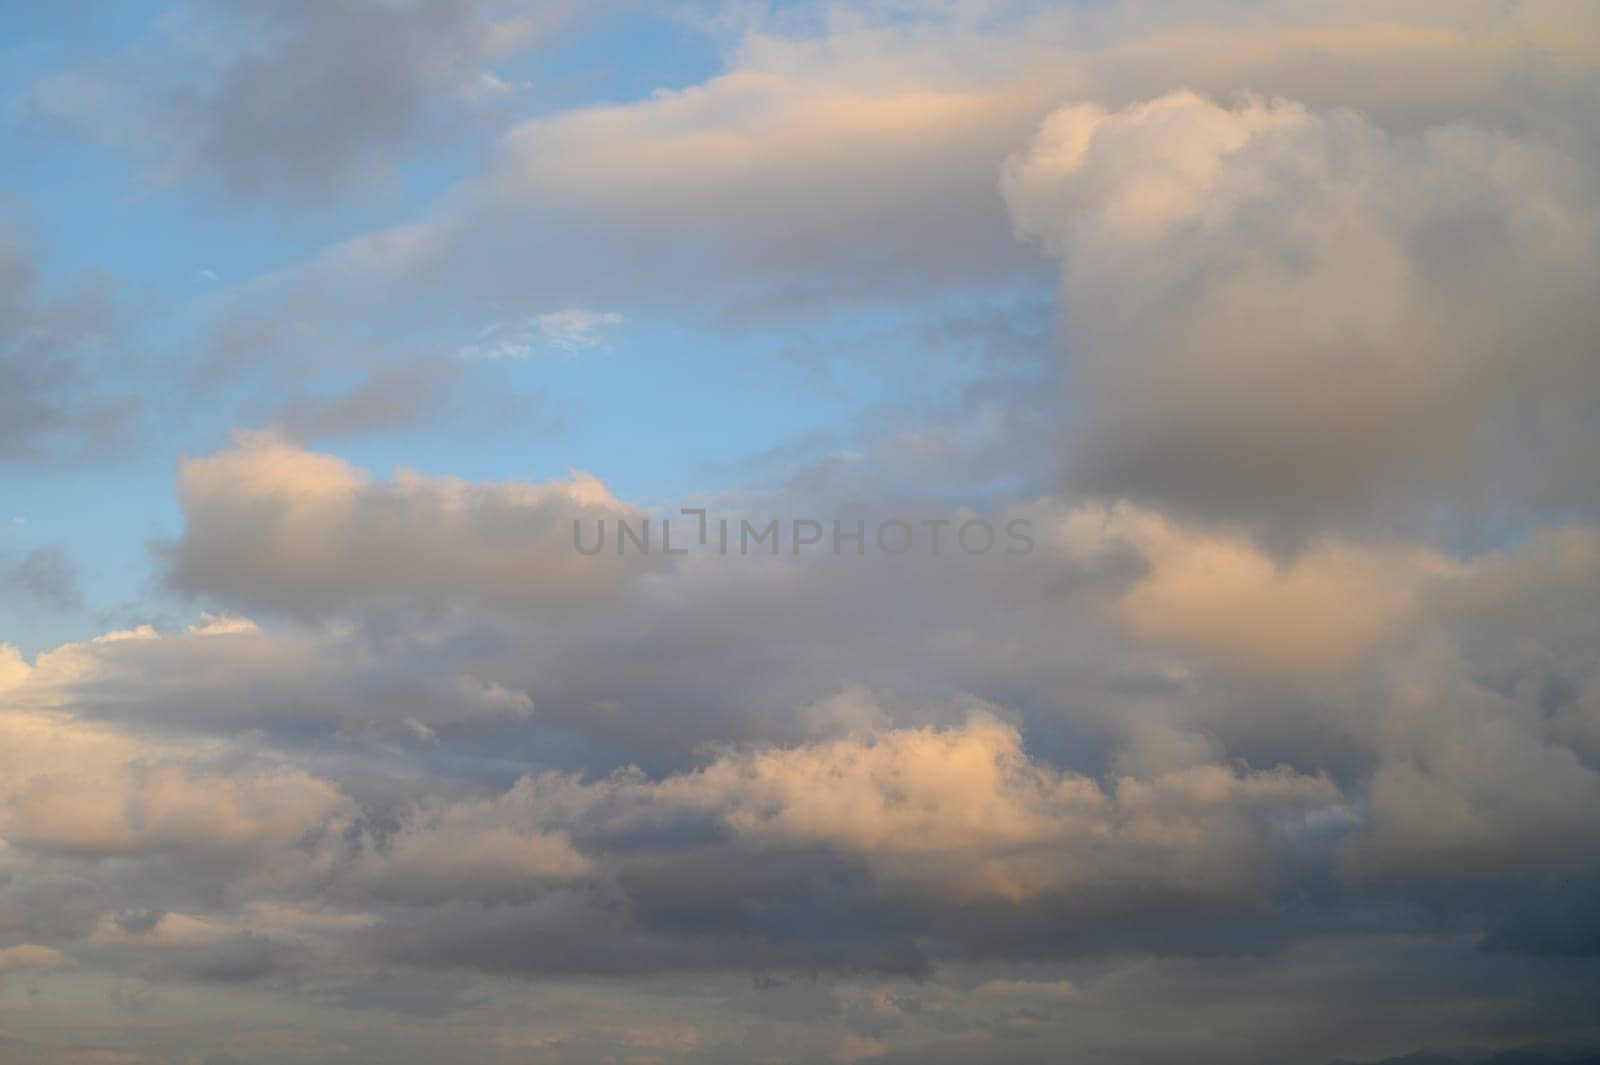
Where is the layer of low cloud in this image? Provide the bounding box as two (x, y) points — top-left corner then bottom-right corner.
(7, 477), (1600, 1055)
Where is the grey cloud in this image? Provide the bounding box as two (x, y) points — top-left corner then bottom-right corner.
(269, 358), (464, 441)
(2, 547), (82, 612)
(213, 0), (1600, 347)
(1004, 92), (1600, 540)
(142, 931), (313, 986)
(24, 0), (583, 206)
(0, 231), (141, 464)
(1083, 0), (1600, 136)
(130, 440), (1600, 880)
(139, 1), (1600, 420)
(249, 16), (1083, 331)
(324, 971), (488, 1016)
(4, 626), (1600, 1058)
(10, 617), (542, 749)
(9, 563), (1598, 977)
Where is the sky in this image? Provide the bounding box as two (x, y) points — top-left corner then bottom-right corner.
(1, 2), (1599, 1063)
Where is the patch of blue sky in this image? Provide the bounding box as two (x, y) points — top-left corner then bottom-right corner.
(344, 287), (1055, 505)
(503, 5), (727, 117)
(0, 1), (1052, 653)
(1, 450), (187, 656)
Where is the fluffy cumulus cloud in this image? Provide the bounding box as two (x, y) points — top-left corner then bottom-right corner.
(4, 2), (1600, 1063)
(1004, 90), (1600, 535)
(0, 677), (349, 868)
(162, 433), (656, 615)
(652, 711), (1344, 905)
(1023, 500), (1459, 678)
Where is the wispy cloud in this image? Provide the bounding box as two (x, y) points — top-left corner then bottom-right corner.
(456, 309), (625, 359)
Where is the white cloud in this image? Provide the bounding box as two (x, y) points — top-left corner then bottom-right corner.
(457, 309), (625, 359)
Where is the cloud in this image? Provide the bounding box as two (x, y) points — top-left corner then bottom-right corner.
(6, 763), (346, 863)
(2, 546), (83, 612)
(23, 0), (588, 205)
(1, 574), (1597, 1025)
(1004, 90), (1600, 536)
(1349, 675), (1600, 879)
(1093, 507), (1453, 678)
(0, 645), (28, 692)
(348, 825), (590, 903)
(215, 0), (1600, 345)
(1013, 499), (1473, 679)
(457, 309), (625, 359)
(270, 358), (464, 440)
(0, 943), (69, 971)
(4, 4), (1600, 1059)
(273, 15), (1085, 328)
(0, 230), (141, 464)
(1086, 1), (1600, 132)
(337, 797), (593, 905)
(648, 709), (1343, 904)
(161, 434), (658, 616)
(0, 698), (350, 867)
(7, 615), (542, 748)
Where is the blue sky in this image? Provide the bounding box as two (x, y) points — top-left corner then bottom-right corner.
(0, 1), (1064, 655)
(0, 3), (1048, 654)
